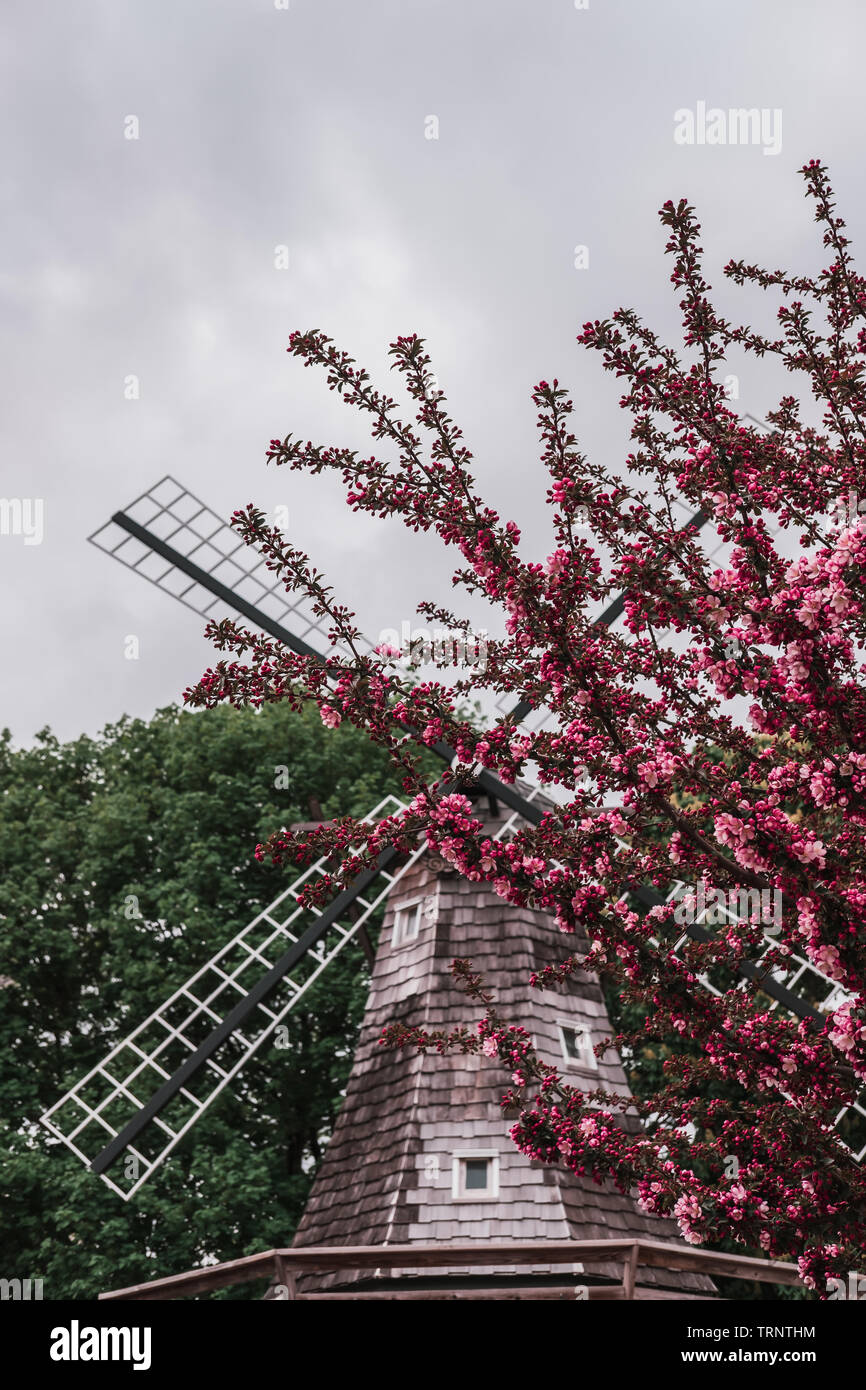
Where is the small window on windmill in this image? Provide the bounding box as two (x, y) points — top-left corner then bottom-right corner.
(392, 899), (423, 948)
(558, 1021), (597, 1071)
(452, 1150), (500, 1201)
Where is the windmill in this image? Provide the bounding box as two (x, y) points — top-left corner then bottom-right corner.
(39, 475), (866, 1296)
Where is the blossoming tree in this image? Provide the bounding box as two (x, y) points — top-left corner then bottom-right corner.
(187, 161), (866, 1294)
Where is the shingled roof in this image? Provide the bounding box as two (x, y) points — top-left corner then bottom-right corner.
(293, 797), (715, 1298)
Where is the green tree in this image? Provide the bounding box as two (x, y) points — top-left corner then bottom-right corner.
(0, 701), (414, 1299)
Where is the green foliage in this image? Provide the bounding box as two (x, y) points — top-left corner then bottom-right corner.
(0, 702), (415, 1299)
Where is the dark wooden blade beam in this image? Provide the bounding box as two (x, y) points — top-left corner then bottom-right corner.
(112, 511), (329, 664)
(500, 509), (707, 724)
(91, 846), (400, 1175)
(111, 510), (544, 822)
(632, 884), (821, 1023)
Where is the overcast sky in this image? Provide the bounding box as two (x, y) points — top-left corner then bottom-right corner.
(2, 0), (864, 747)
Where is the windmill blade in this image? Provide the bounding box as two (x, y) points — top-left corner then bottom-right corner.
(493, 501), (708, 730)
(498, 407), (773, 733)
(657, 882), (866, 1162)
(39, 796), (425, 1200)
(89, 476), (545, 825)
(89, 475), (374, 663)
(39, 781), (544, 1200)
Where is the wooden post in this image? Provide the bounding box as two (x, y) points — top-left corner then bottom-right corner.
(622, 1243), (639, 1301)
(273, 1254), (297, 1301)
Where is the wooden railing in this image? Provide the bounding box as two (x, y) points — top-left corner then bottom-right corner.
(99, 1237), (803, 1301)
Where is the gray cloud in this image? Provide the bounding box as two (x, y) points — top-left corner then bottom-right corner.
(2, 0), (863, 743)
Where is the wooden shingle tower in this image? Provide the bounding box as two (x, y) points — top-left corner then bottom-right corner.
(293, 793), (713, 1298)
